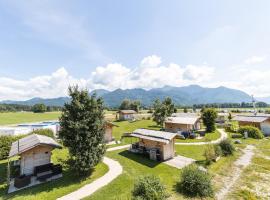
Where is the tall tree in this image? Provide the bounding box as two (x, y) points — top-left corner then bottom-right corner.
(119, 99), (131, 110)
(152, 97), (175, 126)
(202, 108), (218, 132)
(32, 103), (46, 113)
(59, 86), (106, 175)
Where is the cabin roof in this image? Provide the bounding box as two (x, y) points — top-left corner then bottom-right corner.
(119, 110), (137, 114)
(9, 134), (61, 157)
(130, 129), (177, 144)
(165, 116), (200, 125)
(233, 115), (270, 123)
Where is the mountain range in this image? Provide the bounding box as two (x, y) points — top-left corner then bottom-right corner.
(1, 85), (258, 107)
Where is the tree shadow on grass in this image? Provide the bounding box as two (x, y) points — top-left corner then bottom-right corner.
(119, 150), (160, 168)
(1, 160), (97, 200)
(147, 125), (162, 129)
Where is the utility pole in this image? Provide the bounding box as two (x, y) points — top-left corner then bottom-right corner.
(252, 95), (257, 115)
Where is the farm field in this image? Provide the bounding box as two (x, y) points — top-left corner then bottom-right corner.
(0, 112), (61, 125)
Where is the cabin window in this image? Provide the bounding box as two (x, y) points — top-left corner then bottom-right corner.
(45, 151), (49, 154)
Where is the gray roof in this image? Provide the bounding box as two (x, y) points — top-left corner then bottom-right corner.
(131, 129), (177, 144)
(119, 110), (137, 114)
(171, 113), (199, 118)
(9, 134), (62, 157)
(165, 116), (200, 125)
(233, 115), (269, 123)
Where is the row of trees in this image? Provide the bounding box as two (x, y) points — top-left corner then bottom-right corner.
(0, 103), (62, 113)
(193, 101), (269, 109)
(119, 99), (141, 112)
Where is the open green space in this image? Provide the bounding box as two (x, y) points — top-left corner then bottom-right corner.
(176, 130), (221, 143)
(0, 148), (109, 200)
(112, 120), (161, 140)
(0, 112), (61, 125)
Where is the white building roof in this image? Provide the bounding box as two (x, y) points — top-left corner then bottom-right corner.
(9, 134), (61, 157)
(165, 116), (200, 125)
(131, 129), (177, 144)
(119, 110), (137, 114)
(233, 115), (269, 123)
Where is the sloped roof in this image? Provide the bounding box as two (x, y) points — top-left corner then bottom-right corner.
(165, 116), (200, 125)
(233, 115), (269, 123)
(119, 110), (137, 114)
(130, 129), (177, 144)
(171, 113), (199, 118)
(9, 134), (61, 157)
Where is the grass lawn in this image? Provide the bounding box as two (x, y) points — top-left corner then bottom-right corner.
(175, 145), (206, 161)
(84, 149), (184, 200)
(176, 130), (221, 143)
(112, 120), (161, 140)
(0, 148), (109, 200)
(0, 112), (61, 125)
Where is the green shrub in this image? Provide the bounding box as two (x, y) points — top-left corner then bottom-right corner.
(178, 164), (213, 197)
(214, 144), (222, 157)
(231, 133), (243, 138)
(32, 129), (54, 138)
(132, 175), (169, 200)
(219, 139), (235, 156)
(238, 126), (264, 139)
(204, 145), (217, 164)
(0, 135), (26, 160)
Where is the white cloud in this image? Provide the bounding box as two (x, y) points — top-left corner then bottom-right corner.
(140, 55), (162, 67)
(244, 56), (266, 65)
(0, 56), (216, 100)
(1, 55), (270, 101)
(0, 67), (87, 100)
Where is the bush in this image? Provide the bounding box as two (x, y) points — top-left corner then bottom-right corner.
(231, 133), (243, 138)
(204, 145), (217, 164)
(204, 144), (221, 164)
(32, 129), (54, 138)
(132, 175), (169, 200)
(219, 139), (235, 156)
(238, 126), (264, 139)
(0, 135), (25, 160)
(178, 164), (213, 197)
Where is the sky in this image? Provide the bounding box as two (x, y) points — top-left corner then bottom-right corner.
(0, 0), (270, 100)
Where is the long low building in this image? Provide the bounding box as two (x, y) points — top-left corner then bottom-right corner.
(0, 121), (60, 137)
(233, 115), (270, 136)
(130, 129), (177, 161)
(0, 127), (32, 136)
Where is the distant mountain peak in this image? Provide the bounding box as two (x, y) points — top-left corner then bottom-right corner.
(0, 84), (253, 107)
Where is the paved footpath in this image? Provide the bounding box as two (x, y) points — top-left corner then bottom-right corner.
(57, 157), (122, 200)
(175, 129), (228, 145)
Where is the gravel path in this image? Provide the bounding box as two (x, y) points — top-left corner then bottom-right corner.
(215, 145), (255, 200)
(175, 129), (227, 145)
(57, 157), (122, 200)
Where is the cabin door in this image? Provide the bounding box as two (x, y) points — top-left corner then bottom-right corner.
(22, 154), (34, 175)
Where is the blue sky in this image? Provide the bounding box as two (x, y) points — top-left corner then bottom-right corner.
(0, 0), (270, 100)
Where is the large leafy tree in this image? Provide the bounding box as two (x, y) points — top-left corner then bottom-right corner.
(32, 103), (46, 113)
(119, 99), (141, 112)
(202, 108), (217, 132)
(152, 97), (175, 126)
(59, 86), (106, 175)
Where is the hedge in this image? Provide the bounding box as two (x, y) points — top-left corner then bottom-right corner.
(238, 126), (264, 139)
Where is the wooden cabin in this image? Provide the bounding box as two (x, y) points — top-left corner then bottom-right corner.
(233, 115), (270, 136)
(165, 115), (201, 133)
(118, 110), (137, 121)
(8, 134), (62, 192)
(9, 134), (62, 176)
(130, 129), (177, 161)
(104, 121), (116, 143)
